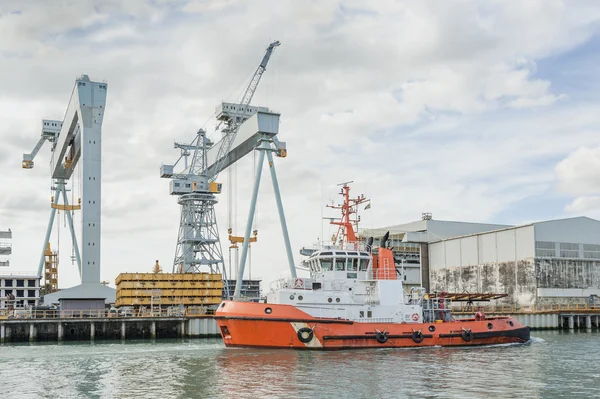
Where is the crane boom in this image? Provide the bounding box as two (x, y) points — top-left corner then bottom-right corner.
(204, 40), (280, 181)
(22, 120), (61, 168)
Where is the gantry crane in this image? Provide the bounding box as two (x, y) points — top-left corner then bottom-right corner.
(160, 41), (293, 295)
(23, 74), (115, 304)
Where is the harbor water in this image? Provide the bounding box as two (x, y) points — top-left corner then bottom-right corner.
(0, 331), (598, 398)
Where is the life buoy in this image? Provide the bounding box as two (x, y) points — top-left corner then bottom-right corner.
(411, 330), (424, 344)
(376, 331), (388, 344)
(294, 278), (304, 289)
(411, 313), (420, 322)
(297, 327), (313, 343)
(461, 329), (474, 342)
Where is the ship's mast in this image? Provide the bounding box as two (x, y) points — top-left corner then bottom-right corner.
(326, 181), (370, 249)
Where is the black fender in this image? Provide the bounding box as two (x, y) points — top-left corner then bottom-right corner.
(412, 330), (424, 344)
(375, 331), (388, 344)
(297, 327), (314, 343)
(462, 329), (474, 342)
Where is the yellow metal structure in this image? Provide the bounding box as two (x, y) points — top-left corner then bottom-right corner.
(44, 243), (58, 293)
(228, 228), (257, 249)
(209, 181), (222, 193)
(51, 197), (81, 211)
(115, 273), (223, 308)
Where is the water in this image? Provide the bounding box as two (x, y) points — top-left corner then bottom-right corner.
(0, 331), (598, 399)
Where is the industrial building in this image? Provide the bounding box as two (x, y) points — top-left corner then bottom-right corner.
(0, 272), (42, 309)
(361, 216), (510, 292)
(428, 217), (600, 306)
(0, 229), (11, 267)
(362, 215), (600, 307)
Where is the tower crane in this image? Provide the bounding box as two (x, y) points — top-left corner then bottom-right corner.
(161, 41), (284, 279)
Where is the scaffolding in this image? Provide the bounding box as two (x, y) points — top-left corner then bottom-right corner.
(44, 243), (59, 293)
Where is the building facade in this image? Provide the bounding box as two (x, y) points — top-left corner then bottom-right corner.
(0, 229), (11, 268)
(1, 272), (42, 308)
(428, 217), (600, 306)
(361, 218), (510, 292)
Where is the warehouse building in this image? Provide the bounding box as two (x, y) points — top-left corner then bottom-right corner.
(361, 215), (510, 292)
(428, 217), (600, 307)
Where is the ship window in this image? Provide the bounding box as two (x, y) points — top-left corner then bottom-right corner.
(359, 259), (369, 271)
(347, 273), (357, 279)
(320, 259), (333, 271)
(347, 251), (358, 255)
(335, 259), (345, 271)
(321, 252), (333, 256)
(359, 311), (364, 318)
(347, 258), (358, 271)
(312, 260), (321, 272)
(367, 311), (372, 318)
(360, 252), (369, 256)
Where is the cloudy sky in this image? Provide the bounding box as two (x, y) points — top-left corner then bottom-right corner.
(1, 0), (600, 289)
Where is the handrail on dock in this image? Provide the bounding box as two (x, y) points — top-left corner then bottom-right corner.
(0, 306), (216, 320)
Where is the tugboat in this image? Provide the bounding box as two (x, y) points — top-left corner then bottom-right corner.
(215, 184), (530, 349)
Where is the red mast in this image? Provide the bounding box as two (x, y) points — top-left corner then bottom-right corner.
(326, 181), (370, 249)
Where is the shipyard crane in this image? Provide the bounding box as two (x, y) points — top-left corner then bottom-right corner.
(161, 41), (285, 279)
(23, 74), (115, 304)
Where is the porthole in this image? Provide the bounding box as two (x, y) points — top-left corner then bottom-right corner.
(220, 302), (226, 308)
(428, 325), (436, 332)
(335, 298), (340, 303)
(508, 320), (514, 327)
(289, 295), (295, 300)
(265, 307), (272, 314)
(298, 295), (303, 301)
(488, 322), (493, 330)
(327, 298), (332, 303)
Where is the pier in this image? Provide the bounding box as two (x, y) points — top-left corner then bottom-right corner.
(0, 309), (218, 343)
(454, 303), (600, 330)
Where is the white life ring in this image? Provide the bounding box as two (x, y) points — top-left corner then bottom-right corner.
(294, 278), (304, 289)
(411, 313), (419, 321)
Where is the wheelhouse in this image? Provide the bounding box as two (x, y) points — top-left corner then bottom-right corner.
(307, 250), (371, 279)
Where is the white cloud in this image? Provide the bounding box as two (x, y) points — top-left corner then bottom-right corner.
(1, 0), (600, 289)
(556, 146), (600, 196)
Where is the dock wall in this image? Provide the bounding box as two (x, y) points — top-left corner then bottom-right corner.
(0, 316), (217, 343)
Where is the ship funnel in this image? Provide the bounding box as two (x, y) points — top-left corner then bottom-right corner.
(366, 237), (374, 253)
(379, 231), (389, 248)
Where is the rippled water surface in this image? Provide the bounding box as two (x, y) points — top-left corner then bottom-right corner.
(1, 331), (599, 398)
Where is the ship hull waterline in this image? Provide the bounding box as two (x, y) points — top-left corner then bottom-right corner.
(215, 301), (530, 350)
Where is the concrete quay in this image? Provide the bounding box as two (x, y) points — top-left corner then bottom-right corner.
(0, 316), (219, 343)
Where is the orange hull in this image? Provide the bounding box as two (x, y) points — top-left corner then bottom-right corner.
(215, 301), (530, 349)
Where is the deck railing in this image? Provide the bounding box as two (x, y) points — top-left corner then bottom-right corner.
(0, 306), (216, 320)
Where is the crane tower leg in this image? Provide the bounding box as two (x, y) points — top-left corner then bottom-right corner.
(60, 183), (82, 277)
(234, 146), (266, 299)
(266, 150), (296, 279)
(38, 184), (61, 277)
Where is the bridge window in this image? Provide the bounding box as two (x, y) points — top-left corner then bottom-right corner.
(320, 258), (333, 271)
(347, 258), (358, 271)
(359, 259), (369, 271)
(335, 258), (345, 271)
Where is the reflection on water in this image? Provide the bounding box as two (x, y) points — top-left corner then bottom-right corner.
(0, 331), (599, 399)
